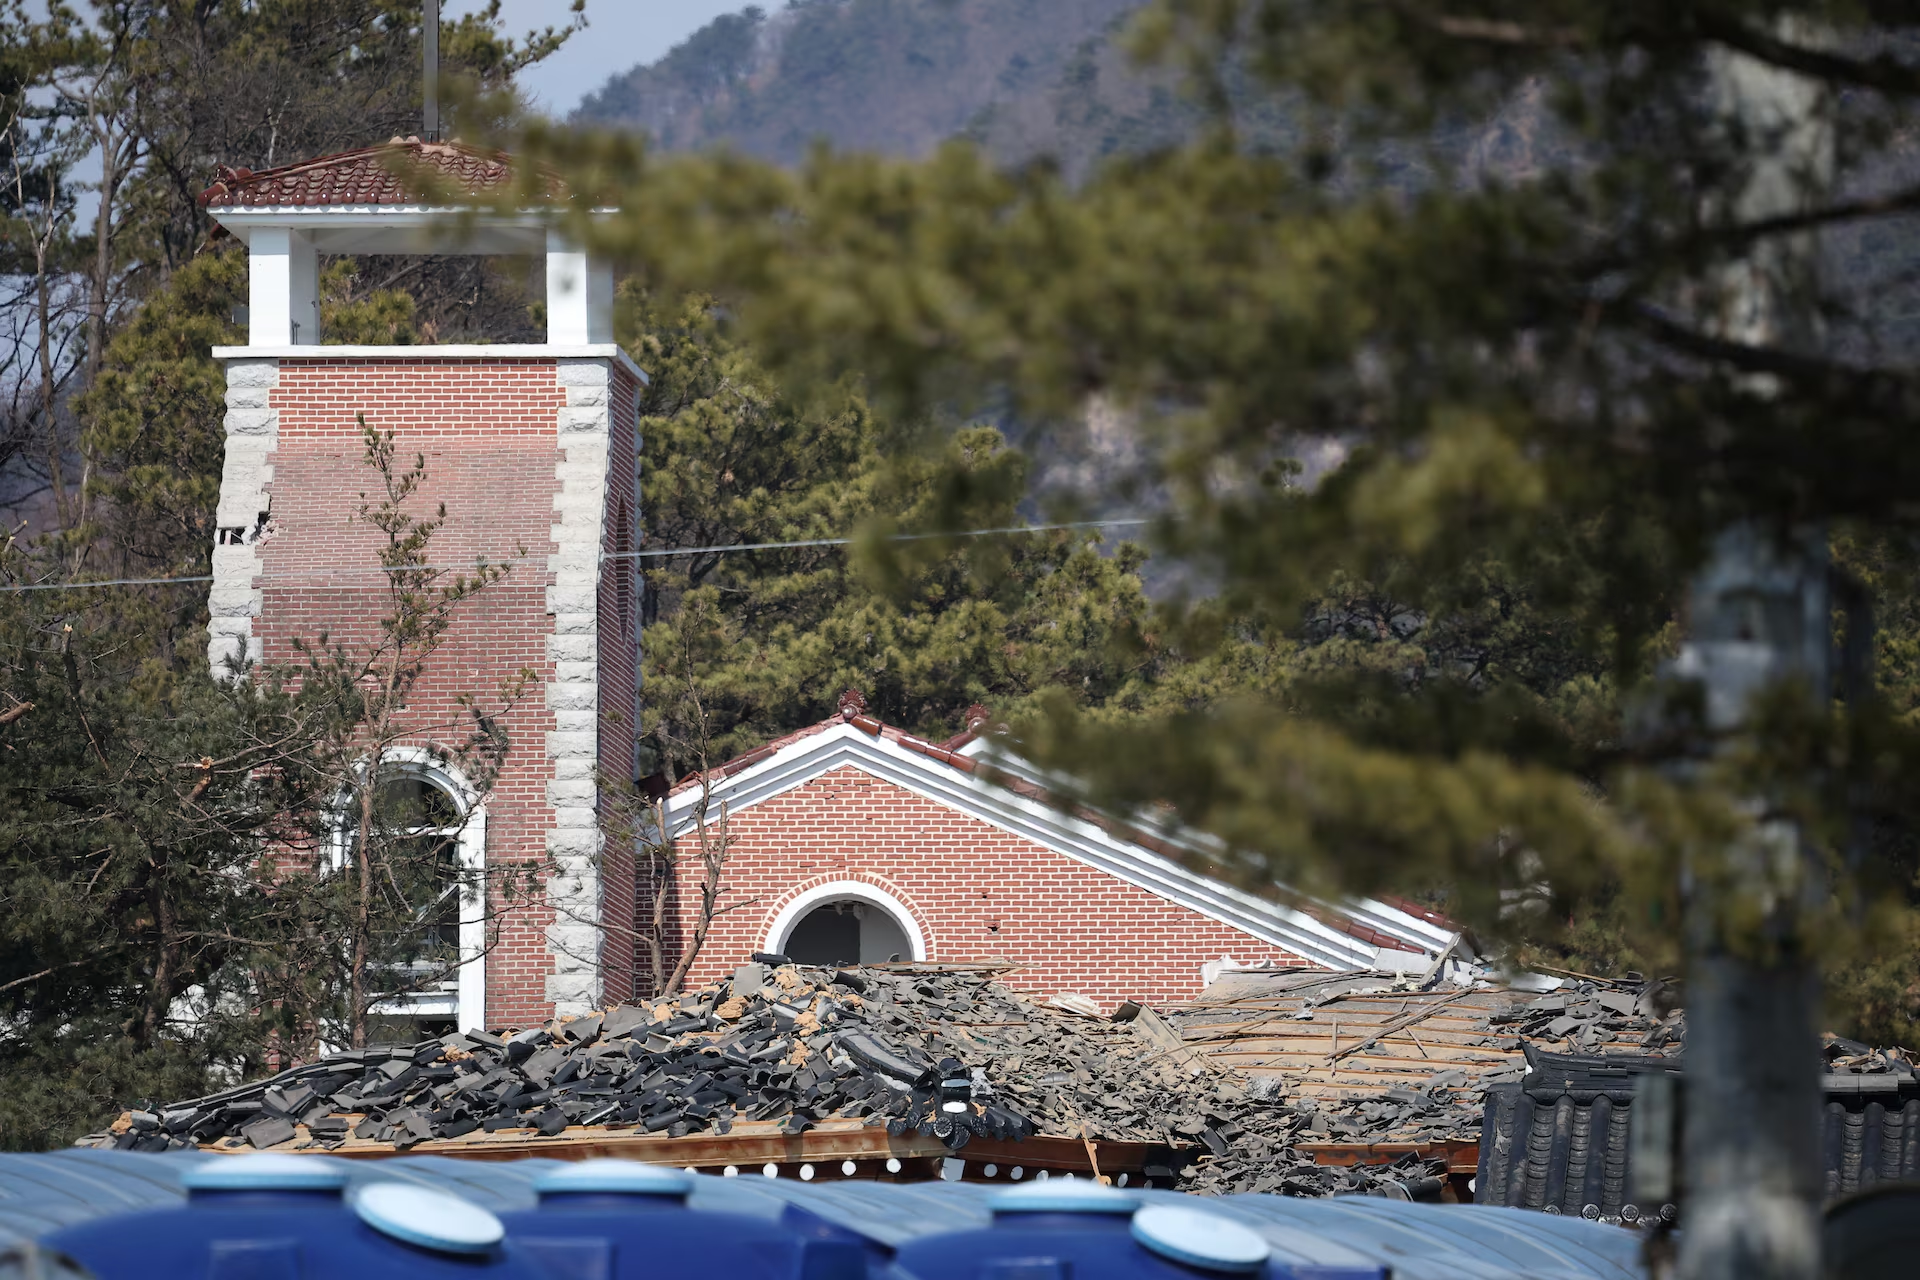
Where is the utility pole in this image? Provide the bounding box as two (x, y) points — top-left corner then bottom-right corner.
(1671, 30), (1833, 1280)
(423, 0), (440, 141)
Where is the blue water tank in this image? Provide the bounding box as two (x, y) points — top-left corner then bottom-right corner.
(0, 1152), (1646, 1280)
(886, 1177), (1386, 1280)
(38, 1153), (547, 1280)
(496, 1158), (866, 1280)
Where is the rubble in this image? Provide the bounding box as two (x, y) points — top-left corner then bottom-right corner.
(1155, 966), (1689, 1198)
(87, 965), (1062, 1156)
(1822, 1034), (1917, 1084)
(1485, 975), (1684, 1058)
(1166, 968), (1682, 1130)
(86, 960), (1693, 1203)
(1169, 1089), (1458, 1198)
(78, 962), (1458, 1200)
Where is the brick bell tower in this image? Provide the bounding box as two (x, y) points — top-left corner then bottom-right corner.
(200, 141), (642, 1032)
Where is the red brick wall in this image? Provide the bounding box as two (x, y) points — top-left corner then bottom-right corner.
(245, 354), (1296, 1021)
(252, 355), (630, 1029)
(662, 765), (1314, 1010)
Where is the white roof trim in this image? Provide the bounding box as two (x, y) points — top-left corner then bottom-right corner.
(664, 725), (1450, 971)
(206, 207), (615, 258)
(974, 743), (1457, 956)
(211, 205), (612, 220)
(210, 205), (547, 221)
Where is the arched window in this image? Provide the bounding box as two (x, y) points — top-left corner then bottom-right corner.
(766, 882), (926, 966)
(373, 771), (464, 959)
(336, 752), (487, 1039)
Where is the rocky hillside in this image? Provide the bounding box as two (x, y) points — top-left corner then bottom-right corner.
(574, 3), (1920, 366)
(572, 0), (1180, 172)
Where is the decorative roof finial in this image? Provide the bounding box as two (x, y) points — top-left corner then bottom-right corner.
(837, 689), (868, 722)
(964, 704), (993, 734)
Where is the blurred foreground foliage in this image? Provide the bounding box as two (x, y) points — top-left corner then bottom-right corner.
(513, 1), (1920, 1039)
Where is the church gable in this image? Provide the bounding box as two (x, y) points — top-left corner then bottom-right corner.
(657, 711), (1459, 1008)
(669, 762), (1315, 1009)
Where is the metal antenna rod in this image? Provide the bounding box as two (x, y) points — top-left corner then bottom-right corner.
(423, 0), (440, 140)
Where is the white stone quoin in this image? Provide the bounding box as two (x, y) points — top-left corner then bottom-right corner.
(544, 355), (616, 1014)
(207, 357), (278, 675)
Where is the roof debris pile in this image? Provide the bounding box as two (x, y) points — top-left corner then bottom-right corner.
(73, 963), (1238, 1173)
(75, 960), (1463, 1199)
(1168, 968), (1681, 1123)
(1818, 1036), (1920, 1201)
(90, 963), (1060, 1154)
(78, 958), (1699, 1204)
(1172, 1085), (1460, 1197)
(1488, 979), (1684, 1057)
(1822, 1034), (1917, 1085)
(1157, 966), (1685, 1197)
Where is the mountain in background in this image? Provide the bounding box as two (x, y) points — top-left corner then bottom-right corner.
(573, 0), (1920, 420)
(572, 0), (1199, 173)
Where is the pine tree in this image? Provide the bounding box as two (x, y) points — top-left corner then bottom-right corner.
(534, 5), (1920, 1270)
(626, 289), (1183, 775)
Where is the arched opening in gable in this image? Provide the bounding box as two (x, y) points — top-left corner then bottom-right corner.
(767, 881), (926, 966)
(784, 900), (915, 966)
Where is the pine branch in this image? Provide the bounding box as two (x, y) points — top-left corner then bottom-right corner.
(1693, 12), (1920, 98)
(0, 954), (113, 995)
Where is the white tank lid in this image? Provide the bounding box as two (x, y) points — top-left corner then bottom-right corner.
(535, 1159), (694, 1197)
(182, 1154), (348, 1192)
(1131, 1204), (1272, 1273)
(351, 1181), (504, 1255)
(989, 1176), (1138, 1215)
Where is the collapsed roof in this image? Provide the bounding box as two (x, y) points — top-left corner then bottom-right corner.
(82, 962), (1449, 1197)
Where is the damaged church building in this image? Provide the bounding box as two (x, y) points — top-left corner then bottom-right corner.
(198, 139), (1457, 1039)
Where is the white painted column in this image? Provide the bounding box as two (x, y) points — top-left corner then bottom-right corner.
(248, 228), (320, 346)
(546, 229), (613, 345)
(456, 803), (489, 1034)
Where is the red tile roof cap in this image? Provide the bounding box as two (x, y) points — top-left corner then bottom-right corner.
(199, 138), (557, 209)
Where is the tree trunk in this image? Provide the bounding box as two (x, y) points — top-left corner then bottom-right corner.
(71, 124), (125, 562)
(1674, 33), (1833, 1280)
(660, 800), (729, 997)
(642, 837), (671, 997)
(350, 768), (375, 1048)
(140, 873), (182, 1049)
(87, 130), (115, 387)
(35, 240), (64, 530)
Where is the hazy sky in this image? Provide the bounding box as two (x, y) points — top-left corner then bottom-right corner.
(450, 0), (750, 117)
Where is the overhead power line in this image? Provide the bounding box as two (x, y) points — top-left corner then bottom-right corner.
(603, 518), (1149, 561)
(0, 518), (1151, 595)
(1, 574), (218, 594)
